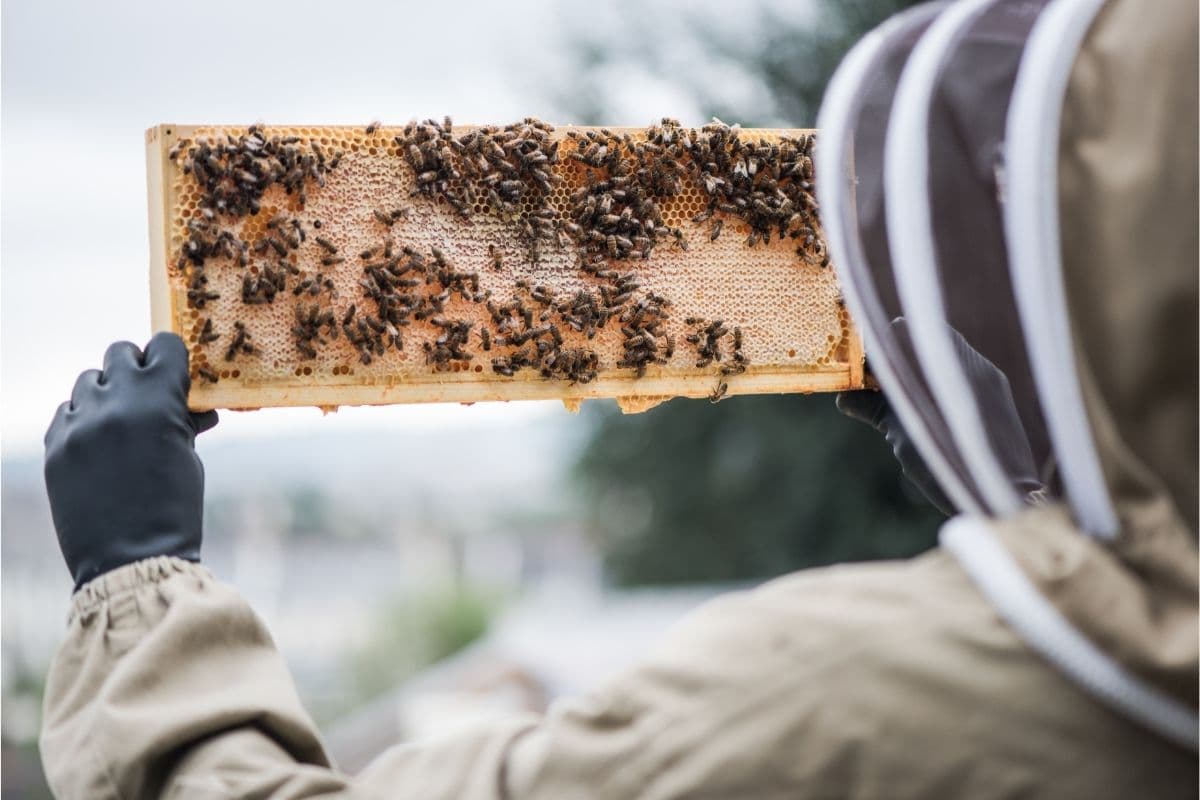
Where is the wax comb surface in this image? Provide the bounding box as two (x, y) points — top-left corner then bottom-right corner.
(146, 120), (864, 412)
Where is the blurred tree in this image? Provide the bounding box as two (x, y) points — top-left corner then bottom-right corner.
(562, 0), (939, 585)
(576, 395), (942, 585)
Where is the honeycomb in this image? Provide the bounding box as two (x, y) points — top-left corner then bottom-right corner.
(146, 122), (863, 413)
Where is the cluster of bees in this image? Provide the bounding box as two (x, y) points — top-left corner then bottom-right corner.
(562, 119), (825, 264)
(170, 126), (346, 382)
(398, 116), (556, 234)
(340, 236), (486, 370)
(387, 117), (712, 387)
(685, 318), (749, 403)
(671, 120), (825, 262)
(171, 124), (340, 215)
(170, 116), (824, 400)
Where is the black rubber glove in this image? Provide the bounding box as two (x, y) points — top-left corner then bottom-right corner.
(838, 321), (1044, 516)
(836, 390), (956, 515)
(44, 332), (219, 590)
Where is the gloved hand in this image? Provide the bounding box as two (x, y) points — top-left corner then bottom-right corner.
(44, 333), (218, 590)
(836, 390), (956, 515)
(838, 320), (1045, 516)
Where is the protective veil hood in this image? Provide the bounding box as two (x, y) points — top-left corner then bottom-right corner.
(1054, 1), (1198, 537)
(818, 0), (1198, 749)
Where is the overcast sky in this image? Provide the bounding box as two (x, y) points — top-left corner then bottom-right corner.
(0, 0), (784, 458)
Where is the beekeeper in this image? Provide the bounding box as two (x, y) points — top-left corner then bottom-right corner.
(39, 0), (1197, 796)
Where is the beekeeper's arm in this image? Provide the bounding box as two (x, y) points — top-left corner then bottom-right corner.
(38, 333), (543, 798)
(44, 333), (844, 800)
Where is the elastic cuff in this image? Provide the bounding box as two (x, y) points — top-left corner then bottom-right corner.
(70, 556), (211, 620)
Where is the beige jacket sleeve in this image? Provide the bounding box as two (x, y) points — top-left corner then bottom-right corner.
(41, 550), (1195, 800)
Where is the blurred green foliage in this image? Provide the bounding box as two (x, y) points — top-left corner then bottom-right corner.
(2, 661), (53, 797)
(576, 395), (942, 585)
(566, 0), (934, 585)
(342, 585), (501, 712)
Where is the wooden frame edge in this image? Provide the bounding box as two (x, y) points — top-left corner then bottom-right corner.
(189, 366), (855, 411)
(146, 124), (176, 335)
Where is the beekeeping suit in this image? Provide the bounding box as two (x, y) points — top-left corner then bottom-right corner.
(39, 0), (1197, 797)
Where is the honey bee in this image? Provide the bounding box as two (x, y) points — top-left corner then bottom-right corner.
(199, 318), (219, 344)
(225, 321), (257, 361)
(167, 138), (191, 161)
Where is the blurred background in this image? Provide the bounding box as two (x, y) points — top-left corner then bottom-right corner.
(1, 0), (928, 795)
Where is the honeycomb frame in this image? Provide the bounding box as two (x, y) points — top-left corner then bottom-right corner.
(146, 122), (865, 413)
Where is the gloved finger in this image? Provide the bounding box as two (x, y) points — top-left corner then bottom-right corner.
(835, 390), (889, 430)
(899, 464), (955, 515)
(889, 432), (955, 515)
(44, 401), (71, 446)
(142, 332), (191, 393)
(189, 409), (219, 434)
(70, 369), (103, 410)
(102, 341), (143, 381)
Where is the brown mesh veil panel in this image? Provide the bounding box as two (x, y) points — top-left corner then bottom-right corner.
(817, 2), (987, 514)
(885, 0), (1053, 514)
